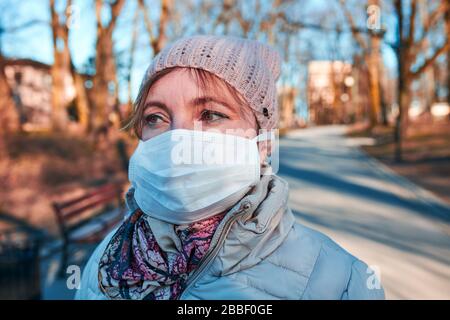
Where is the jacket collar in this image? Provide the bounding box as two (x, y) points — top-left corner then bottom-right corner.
(213, 174), (295, 275)
(124, 173), (295, 275)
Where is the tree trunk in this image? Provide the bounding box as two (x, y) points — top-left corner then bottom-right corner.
(91, 0), (125, 132)
(92, 30), (115, 130)
(446, 4), (450, 107)
(379, 87), (389, 126)
(126, 6), (139, 118)
(72, 71), (90, 131)
(394, 0), (404, 162)
(50, 0), (70, 131)
(367, 52), (381, 128)
(366, 0), (382, 129)
(340, 0), (382, 129)
(62, 2), (90, 132)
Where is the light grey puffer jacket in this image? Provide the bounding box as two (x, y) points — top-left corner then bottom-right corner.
(75, 174), (385, 300)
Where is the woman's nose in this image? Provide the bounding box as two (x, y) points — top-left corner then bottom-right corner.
(170, 116), (195, 131)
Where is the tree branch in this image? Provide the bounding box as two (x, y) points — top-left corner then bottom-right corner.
(338, 0), (369, 52)
(418, 1), (447, 41)
(0, 19), (47, 34)
(412, 1), (448, 56)
(410, 41), (449, 78)
(137, 0), (155, 48)
(407, 0), (417, 47)
(107, 0), (126, 33)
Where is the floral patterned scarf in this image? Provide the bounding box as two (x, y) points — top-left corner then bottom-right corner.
(98, 208), (225, 300)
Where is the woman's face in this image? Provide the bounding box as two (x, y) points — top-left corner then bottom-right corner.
(140, 68), (258, 141)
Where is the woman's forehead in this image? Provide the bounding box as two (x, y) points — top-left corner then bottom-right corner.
(146, 68), (242, 109)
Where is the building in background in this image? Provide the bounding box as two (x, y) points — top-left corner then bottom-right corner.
(3, 58), (117, 132)
(4, 59), (74, 131)
(307, 60), (370, 125)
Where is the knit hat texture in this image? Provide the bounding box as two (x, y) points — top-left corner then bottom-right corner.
(142, 34), (282, 130)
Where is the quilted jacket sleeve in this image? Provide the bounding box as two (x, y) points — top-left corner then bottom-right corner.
(74, 228), (118, 300)
(341, 259), (385, 300)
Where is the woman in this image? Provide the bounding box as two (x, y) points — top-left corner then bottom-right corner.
(76, 35), (384, 300)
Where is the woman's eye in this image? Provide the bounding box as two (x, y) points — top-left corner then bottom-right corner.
(144, 114), (164, 126)
(200, 110), (229, 122)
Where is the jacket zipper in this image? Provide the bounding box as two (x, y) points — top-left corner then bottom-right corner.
(179, 202), (251, 299)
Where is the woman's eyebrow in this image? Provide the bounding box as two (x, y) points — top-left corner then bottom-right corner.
(143, 101), (172, 116)
(190, 96), (235, 111)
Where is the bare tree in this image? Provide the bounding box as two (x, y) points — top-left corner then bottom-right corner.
(50, 0), (71, 131)
(91, 0), (125, 132)
(137, 0), (172, 55)
(392, 0), (449, 161)
(63, 1), (90, 132)
(339, 0), (383, 129)
(50, 0), (92, 132)
(446, 2), (450, 107)
(214, 0), (253, 36)
(213, 0), (295, 43)
(126, 4), (140, 112)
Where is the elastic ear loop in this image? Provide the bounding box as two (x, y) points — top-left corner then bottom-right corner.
(254, 131), (276, 169)
(253, 131), (276, 142)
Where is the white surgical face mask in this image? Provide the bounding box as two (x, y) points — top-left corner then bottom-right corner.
(128, 129), (273, 224)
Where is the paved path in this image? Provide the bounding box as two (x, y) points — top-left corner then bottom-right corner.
(40, 243), (96, 300)
(278, 125), (450, 299)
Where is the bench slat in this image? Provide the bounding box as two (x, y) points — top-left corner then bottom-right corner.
(71, 210), (124, 244)
(54, 184), (120, 211)
(69, 208), (123, 240)
(61, 191), (121, 221)
(51, 181), (126, 275)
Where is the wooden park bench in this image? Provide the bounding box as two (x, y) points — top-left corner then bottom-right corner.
(52, 182), (126, 275)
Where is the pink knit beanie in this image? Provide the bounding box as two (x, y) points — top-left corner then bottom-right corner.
(142, 34), (282, 130)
